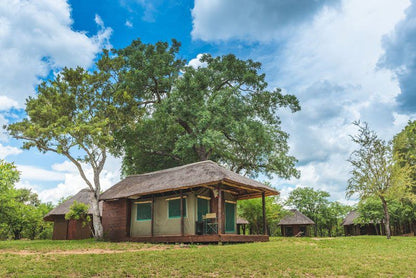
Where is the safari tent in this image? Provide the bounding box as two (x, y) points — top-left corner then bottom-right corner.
(44, 188), (101, 240)
(278, 209), (315, 237)
(100, 160), (279, 243)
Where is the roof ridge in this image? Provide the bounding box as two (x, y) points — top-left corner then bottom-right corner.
(126, 160), (218, 178)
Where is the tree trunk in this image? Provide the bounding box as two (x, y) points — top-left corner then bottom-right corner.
(380, 197), (391, 239)
(90, 191), (103, 239)
(374, 223), (379, 235)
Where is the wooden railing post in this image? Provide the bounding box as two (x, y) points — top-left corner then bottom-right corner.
(262, 192), (267, 235)
(180, 190), (184, 236)
(151, 195), (154, 237)
(217, 185), (222, 234)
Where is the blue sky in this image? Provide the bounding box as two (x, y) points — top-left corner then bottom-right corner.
(1, 0), (415, 204)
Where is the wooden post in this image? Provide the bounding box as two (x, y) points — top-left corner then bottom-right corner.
(126, 199), (132, 238)
(262, 192), (267, 235)
(151, 195), (154, 237)
(217, 185), (222, 234)
(180, 190), (184, 236)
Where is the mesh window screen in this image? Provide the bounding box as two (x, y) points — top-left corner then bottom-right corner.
(137, 203), (152, 220)
(168, 198), (187, 218)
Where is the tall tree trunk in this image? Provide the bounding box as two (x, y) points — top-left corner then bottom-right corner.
(90, 190), (103, 240)
(380, 196), (391, 239)
(374, 223), (379, 235)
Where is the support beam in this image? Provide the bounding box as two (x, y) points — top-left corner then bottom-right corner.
(151, 195), (154, 237)
(217, 185), (223, 234)
(180, 189), (184, 236)
(126, 199), (132, 237)
(262, 192), (267, 235)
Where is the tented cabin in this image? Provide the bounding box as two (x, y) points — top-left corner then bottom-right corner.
(278, 209), (315, 237)
(100, 160), (278, 243)
(342, 210), (383, 236)
(44, 189), (101, 240)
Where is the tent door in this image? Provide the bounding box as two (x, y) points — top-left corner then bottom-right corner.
(225, 202), (236, 233)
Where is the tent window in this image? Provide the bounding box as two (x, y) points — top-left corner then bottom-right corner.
(137, 203), (152, 221)
(168, 198), (187, 218)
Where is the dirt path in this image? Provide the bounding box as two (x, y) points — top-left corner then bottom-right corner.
(0, 245), (201, 255)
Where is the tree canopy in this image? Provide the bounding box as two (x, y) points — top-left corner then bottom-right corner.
(120, 53), (300, 178)
(347, 121), (414, 239)
(0, 160), (53, 240)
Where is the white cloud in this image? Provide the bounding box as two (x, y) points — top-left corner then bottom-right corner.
(0, 96), (18, 111)
(16, 155), (122, 204)
(0, 0), (112, 106)
(192, 0), (412, 203)
(187, 53), (208, 68)
(0, 143), (22, 158)
(125, 20), (133, 28)
(16, 164), (67, 181)
(191, 0), (340, 42)
(268, 0), (411, 202)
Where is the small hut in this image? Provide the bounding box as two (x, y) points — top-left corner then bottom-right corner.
(342, 210), (383, 236)
(237, 217), (249, 235)
(278, 209), (315, 237)
(44, 189), (101, 240)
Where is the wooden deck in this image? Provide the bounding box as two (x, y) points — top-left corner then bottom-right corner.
(125, 234), (269, 243)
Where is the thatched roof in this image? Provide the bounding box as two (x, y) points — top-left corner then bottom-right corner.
(100, 160), (279, 200)
(44, 189), (102, 221)
(237, 217), (249, 225)
(341, 210), (359, 226)
(278, 209), (315, 225)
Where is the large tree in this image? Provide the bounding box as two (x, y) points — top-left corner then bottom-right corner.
(120, 54), (300, 178)
(6, 39), (185, 239)
(346, 121), (413, 239)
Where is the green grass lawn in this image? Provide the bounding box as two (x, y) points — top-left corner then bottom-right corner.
(0, 236), (415, 277)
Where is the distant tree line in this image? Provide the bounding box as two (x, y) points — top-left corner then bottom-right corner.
(238, 187), (351, 237)
(0, 160), (53, 240)
(347, 121), (416, 238)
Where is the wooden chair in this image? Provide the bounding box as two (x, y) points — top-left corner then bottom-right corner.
(203, 213), (218, 234)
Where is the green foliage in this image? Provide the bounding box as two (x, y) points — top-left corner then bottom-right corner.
(0, 160), (53, 240)
(237, 196), (287, 235)
(357, 196), (416, 235)
(347, 121), (414, 238)
(356, 197), (384, 225)
(118, 51), (300, 179)
(393, 120), (416, 194)
(347, 122), (412, 201)
(286, 187), (350, 236)
(65, 201), (91, 229)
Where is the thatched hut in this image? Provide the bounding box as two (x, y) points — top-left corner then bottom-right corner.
(100, 160), (278, 243)
(342, 210), (383, 236)
(237, 217), (249, 235)
(278, 209), (315, 236)
(44, 189), (101, 240)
